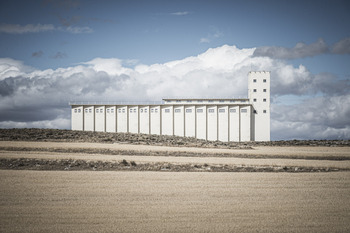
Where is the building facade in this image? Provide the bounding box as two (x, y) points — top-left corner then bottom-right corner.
(70, 71), (270, 141)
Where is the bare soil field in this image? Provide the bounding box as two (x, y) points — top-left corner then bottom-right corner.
(0, 129), (349, 232)
(1, 170), (349, 233)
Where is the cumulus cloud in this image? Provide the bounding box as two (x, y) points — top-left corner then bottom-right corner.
(253, 38), (329, 59)
(0, 45), (349, 139)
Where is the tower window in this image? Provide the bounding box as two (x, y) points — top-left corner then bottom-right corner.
(253, 89), (257, 92)
(140, 109), (143, 113)
(175, 109), (181, 113)
(96, 109), (99, 113)
(165, 109), (170, 113)
(197, 109), (203, 113)
(78, 109), (81, 113)
(208, 109), (215, 113)
(107, 109), (110, 113)
(254, 110), (257, 114)
(263, 98), (266, 102)
(253, 98), (257, 102)
(186, 109), (192, 113)
(85, 109), (88, 113)
(263, 79), (266, 83)
(89, 109), (92, 113)
(74, 109), (77, 113)
(263, 110), (267, 113)
(253, 79), (257, 83)
(219, 109), (225, 113)
(263, 89), (267, 92)
(241, 109), (247, 113)
(230, 109), (236, 113)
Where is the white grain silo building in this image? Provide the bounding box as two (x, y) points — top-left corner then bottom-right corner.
(70, 71), (270, 141)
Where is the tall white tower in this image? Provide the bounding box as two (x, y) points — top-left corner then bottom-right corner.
(248, 71), (270, 141)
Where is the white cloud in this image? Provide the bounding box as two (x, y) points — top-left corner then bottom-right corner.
(171, 11), (190, 16)
(0, 45), (349, 139)
(0, 23), (93, 34)
(0, 23), (55, 34)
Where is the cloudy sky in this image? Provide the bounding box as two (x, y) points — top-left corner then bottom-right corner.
(0, 0), (349, 140)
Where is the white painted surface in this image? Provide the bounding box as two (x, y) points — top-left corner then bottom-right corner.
(128, 106), (139, 134)
(207, 106), (217, 141)
(83, 106), (94, 131)
(70, 72), (270, 142)
(229, 106), (239, 142)
(150, 106), (161, 135)
(139, 106), (149, 134)
(161, 106), (173, 136)
(174, 106), (184, 137)
(71, 106), (83, 130)
(185, 106), (195, 137)
(95, 106), (105, 132)
(196, 106), (206, 140)
(218, 106), (228, 142)
(106, 106), (116, 132)
(117, 106), (128, 133)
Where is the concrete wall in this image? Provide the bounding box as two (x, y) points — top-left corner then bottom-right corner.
(150, 106), (160, 135)
(84, 106), (94, 131)
(139, 106), (149, 134)
(207, 106), (218, 141)
(196, 106), (206, 140)
(185, 106), (195, 137)
(174, 106), (184, 137)
(117, 106), (128, 133)
(70, 72), (271, 142)
(71, 106), (83, 130)
(161, 106), (173, 136)
(248, 71), (270, 141)
(218, 106), (228, 142)
(71, 103), (259, 142)
(95, 106), (105, 132)
(106, 106), (116, 132)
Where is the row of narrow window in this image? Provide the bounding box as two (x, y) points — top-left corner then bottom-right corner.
(75, 108), (267, 114)
(168, 100), (247, 103)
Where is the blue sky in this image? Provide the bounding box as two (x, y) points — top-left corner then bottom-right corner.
(0, 0), (349, 140)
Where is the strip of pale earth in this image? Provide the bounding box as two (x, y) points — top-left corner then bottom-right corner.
(0, 141), (349, 172)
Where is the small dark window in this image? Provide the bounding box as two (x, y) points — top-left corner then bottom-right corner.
(208, 109), (215, 113)
(253, 79), (257, 83)
(107, 109), (110, 113)
(74, 109), (77, 113)
(253, 89), (257, 92)
(254, 110), (257, 114)
(263, 79), (266, 83)
(263, 99), (266, 102)
(186, 109), (192, 113)
(165, 109), (170, 113)
(176, 100), (181, 103)
(89, 109), (92, 113)
(197, 109), (203, 113)
(219, 109), (225, 113)
(122, 109), (125, 113)
(111, 109), (114, 113)
(96, 109), (99, 113)
(140, 109), (143, 113)
(175, 109), (181, 113)
(253, 98), (257, 102)
(230, 109), (236, 113)
(263, 89), (267, 92)
(155, 109), (158, 113)
(263, 110), (267, 113)
(144, 109), (147, 113)
(78, 109), (81, 113)
(241, 109), (247, 113)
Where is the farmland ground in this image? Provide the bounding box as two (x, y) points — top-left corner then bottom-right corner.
(0, 129), (350, 232)
(0, 170), (349, 233)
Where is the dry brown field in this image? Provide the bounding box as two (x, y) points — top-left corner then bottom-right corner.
(0, 170), (349, 233)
